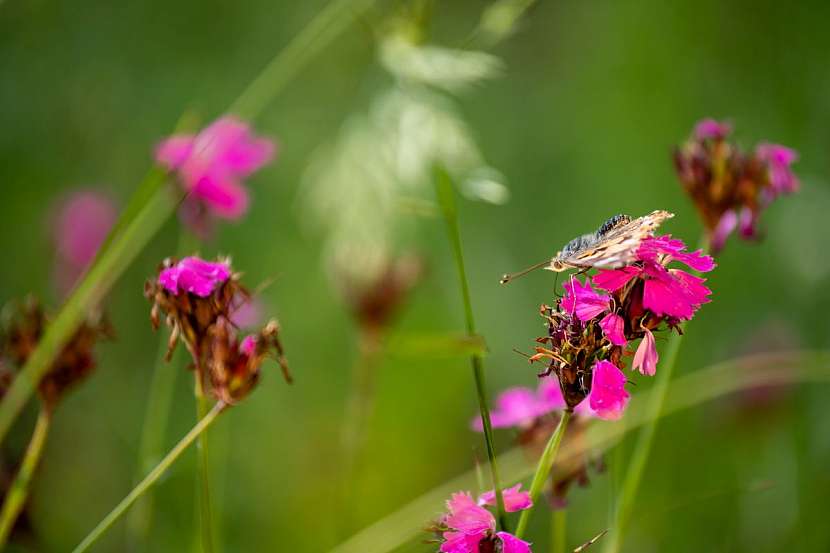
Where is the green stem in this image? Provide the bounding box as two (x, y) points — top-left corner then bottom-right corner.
(0, 408), (51, 547)
(602, 328), (683, 553)
(603, 237), (709, 553)
(72, 402), (225, 553)
(552, 509), (566, 553)
(433, 166), (507, 531)
(194, 376), (215, 553)
(515, 410), (572, 539)
(0, 0), (383, 448)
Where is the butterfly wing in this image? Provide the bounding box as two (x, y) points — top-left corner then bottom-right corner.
(559, 210), (674, 269)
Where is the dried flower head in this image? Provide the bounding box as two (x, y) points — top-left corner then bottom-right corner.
(207, 317), (291, 404)
(430, 490), (532, 553)
(0, 298), (110, 410)
(145, 255), (290, 404)
(673, 119), (799, 252)
(155, 116), (276, 235)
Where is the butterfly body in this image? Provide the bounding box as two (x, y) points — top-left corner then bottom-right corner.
(500, 210), (673, 283)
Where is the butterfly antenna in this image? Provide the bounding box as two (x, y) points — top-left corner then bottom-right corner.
(499, 260), (550, 284)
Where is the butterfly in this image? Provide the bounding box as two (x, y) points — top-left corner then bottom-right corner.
(500, 210), (674, 283)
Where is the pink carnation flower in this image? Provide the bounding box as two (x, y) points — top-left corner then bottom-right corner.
(477, 484), (533, 512)
(51, 190), (117, 294)
(756, 143), (800, 197)
(561, 279), (611, 322)
(471, 378), (565, 431)
(155, 116), (276, 220)
(158, 256), (231, 297)
(632, 328), (658, 376)
(694, 118), (731, 141)
(594, 235), (715, 320)
(440, 492), (532, 553)
(587, 360), (629, 420)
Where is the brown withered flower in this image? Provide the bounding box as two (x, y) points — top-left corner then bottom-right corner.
(207, 317), (291, 405)
(673, 119), (799, 252)
(0, 298), (110, 411)
(145, 255), (290, 404)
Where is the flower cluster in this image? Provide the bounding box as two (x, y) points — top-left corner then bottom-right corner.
(0, 298), (111, 411)
(432, 487), (532, 553)
(156, 116), (276, 237)
(145, 256), (290, 403)
(673, 119), (799, 252)
(530, 235), (715, 420)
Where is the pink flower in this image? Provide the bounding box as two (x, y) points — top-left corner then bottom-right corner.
(240, 335), (257, 356)
(632, 328), (658, 376)
(710, 209), (738, 252)
(472, 379), (565, 431)
(694, 118), (731, 141)
(231, 295), (263, 328)
(756, 143), (799, 196)
(158, 256), (231, 297)
(599, 313), (626, 346)
(440, 492), (532, 553)
(595, 235), (714, 320)
(561, 279), (610, 322)
(155, 116), (276, 220)
(478, 484), (533, 513)
(587, 360), (629, 420)
(51, 190), (117, 293)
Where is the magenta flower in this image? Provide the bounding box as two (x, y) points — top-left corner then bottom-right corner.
(51, 190), (116, 293)
(599, 313), (626, 346)
(155, 116), (276, 220)
(561, 278), (610, 322)
(756, 143), (800, 197)
(158, 256), (231, 297)
(632, 328), (658, 376)
(472, 379), (565, 431)
(694, 118), (731, 141)
(594, 235), (715, 320)
(477, 484), (533, 512)
(440, 492), (532, 553)
(587, 360), (629, 420)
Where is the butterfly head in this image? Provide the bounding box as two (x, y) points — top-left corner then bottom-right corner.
(547, 255), (569, 273)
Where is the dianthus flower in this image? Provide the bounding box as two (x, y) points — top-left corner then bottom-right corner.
(673, 118), (799, 252)
(155, 116), (276, 233)
(529, 234), (714, 419)
(434, 490), (532, 553)
(145, 255), (291, 403)
(470, 378), (565, 431)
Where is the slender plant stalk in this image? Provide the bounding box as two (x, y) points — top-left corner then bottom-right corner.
(603, 238), (709, 553)
(602, 328), (683, 553)
(552, 509), (566, 553)
(433, 166), (508, 530)
(0, 408), (51, 547)
(0, 0), (384, 448)
(515, 410), (572, 538)
(72, 402), (225, 553)
(194, 376), (215, 553)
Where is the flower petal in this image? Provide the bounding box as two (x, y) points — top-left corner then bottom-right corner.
(694, 118), (731, 141)
(444, 492), (494, 534)
(632, 328), (658, 376)
(478, 484), (532, 513)
(561, 278), (610, 321)
(158, 256), (231, 297)
(155, 136), (195, 169)
(599, 312), (627, 346)
(588, 360), (629, 420)
(496, 532), (533, 553)
(192, 175), (250, 219)
(710, 210), (738, 253)
(593, 266), (641, 292)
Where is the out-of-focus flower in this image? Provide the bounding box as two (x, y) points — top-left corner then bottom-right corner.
(477, 484), (532, 512)
(433, 491), (532, 553)
(230, 294), (264, 329)
(673, 119), (799, 252)
(146, 255), (289, 403)
(587, 360), (629, 421)
(50, 190), (117, 294)
(471, 378), (565, 431)
(156, 116), (276, 232)
(0, 298), (110, 411)
(158, 256), (231, 297)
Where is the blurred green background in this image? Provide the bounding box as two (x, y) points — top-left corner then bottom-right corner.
(2, 0), (830, 551)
